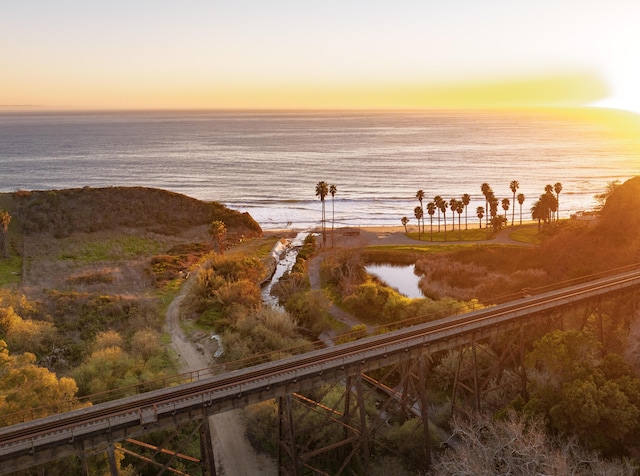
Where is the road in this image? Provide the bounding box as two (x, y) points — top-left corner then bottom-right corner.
(165, 277), (277, 476)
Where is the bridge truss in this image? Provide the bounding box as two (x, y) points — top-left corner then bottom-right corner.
(1, 266), (639, 475)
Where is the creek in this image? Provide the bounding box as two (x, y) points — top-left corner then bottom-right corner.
(261, 232), (308, 308)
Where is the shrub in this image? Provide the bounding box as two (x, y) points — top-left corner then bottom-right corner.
(284, 290), (331, 335)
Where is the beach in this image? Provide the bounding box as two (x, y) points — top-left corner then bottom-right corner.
(263, 220), (542, 248)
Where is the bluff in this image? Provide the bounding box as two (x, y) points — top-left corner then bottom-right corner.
(7, 186), (262, 238)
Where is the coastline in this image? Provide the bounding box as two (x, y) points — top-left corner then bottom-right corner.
(260, 217), (576, 248)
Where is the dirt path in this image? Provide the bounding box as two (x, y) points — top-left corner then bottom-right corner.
(309, 254), (364, 346)
(165, 278), (277, 476)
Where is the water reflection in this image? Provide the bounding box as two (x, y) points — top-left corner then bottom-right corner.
(365, 264), (424, 299)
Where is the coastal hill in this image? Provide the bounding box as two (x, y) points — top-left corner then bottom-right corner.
(0, 186), (262, 295)
(7, 186), (262, 238)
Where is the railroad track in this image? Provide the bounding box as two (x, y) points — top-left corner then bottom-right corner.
(2, 265), (640, 473)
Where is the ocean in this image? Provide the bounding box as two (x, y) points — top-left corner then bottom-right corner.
(0, 109), (638, 230)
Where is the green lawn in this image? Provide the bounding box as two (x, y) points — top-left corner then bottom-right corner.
(407, 226), (492, 242)
(509, 226), (541, 244)
(0, 256), (22, 287)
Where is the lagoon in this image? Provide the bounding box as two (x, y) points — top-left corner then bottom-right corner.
(365, 264), (424, 299)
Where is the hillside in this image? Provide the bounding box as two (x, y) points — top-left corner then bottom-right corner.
(7, 186), (261, 238)
(0, 186), (262, 295)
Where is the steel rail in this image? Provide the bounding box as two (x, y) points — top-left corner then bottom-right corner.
(1, 267), (639, 472)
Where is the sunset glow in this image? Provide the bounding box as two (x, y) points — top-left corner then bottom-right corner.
(2, 1), (640, 113)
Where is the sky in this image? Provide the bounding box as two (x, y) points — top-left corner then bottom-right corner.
(2, 0), (640, 112)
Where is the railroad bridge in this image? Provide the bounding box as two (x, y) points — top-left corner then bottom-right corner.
(1, 265), (640, 475)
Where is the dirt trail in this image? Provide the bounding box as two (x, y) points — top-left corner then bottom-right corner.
(165, 278), (277, 476)
(309, 254), (364, 346)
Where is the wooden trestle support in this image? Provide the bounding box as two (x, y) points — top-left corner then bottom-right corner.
(276, 290), (639, 475)
(277, 356), (432, 475)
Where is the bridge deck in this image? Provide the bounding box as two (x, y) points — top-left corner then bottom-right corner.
(1, 266), (640, 473)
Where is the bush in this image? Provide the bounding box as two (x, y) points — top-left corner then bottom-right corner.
(284, 289), (331, 335)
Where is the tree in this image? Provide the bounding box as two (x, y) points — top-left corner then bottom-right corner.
(413, 206), (423, 240)
(416, 189), (425, 233)
(439, 199), (449, 240)
(0, 210), (10, 258)
(449, 198), (458, 233)
(330, 184), (337, 247)
(501, 197), (510, 221)
(434, 195), (443, 232)
(209, 220), (227, 254)
(1, 340), (80, 425)
(531, 200), (543, 231)
(542, 190), (557, 224)
(524, 330), (640, 454)
(427, 202), (436, 241)
(595, 180), (621, 210)
(517, 192), (525, 225)
(401, 216), (409, 233)
(430, 410), (636, 475)
(509, 180), (519, 226)
(461, 193), (471, 230)
(455, 201), (463, 240)
(487, 191), (497, 237)
(480, 183), (492, 230)
(315, 181), (329, 246)
(554, 182), (563, 221)
(476, 206), (484, 229)
(532, 189), (557, 228)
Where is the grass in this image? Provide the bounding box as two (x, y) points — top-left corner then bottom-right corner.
(367, 244), (476, 254)
(230, 235), (281, 259)
(59, 236), (163, 262)
(0, 256), (22, 287)
(407, 227), (493, 242)
(509, 226), (541, 244)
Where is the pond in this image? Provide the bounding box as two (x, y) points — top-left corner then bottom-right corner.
(365, 263), (425, 299)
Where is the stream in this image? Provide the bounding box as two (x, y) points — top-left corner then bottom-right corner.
(262, 232), (308, 308)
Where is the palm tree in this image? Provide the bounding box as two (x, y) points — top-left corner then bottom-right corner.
(509, 180), (519, 226)
(416, 189), (425, 233)
(0, 210), (11, 258)
(427, 202), (436, 241)
(315, 181), (329, 246)
(434, 196), (443, 232)
(414, 206), (423, 240)
(501, 198), (510, 222)
(534, 191), (557, 228)
(439, 200), (449, 240)
(544, 184), (553, 195)
(401, 216), (409, 233)
(209, 220), (227, 255)
(449, 198), (458, 234)
(461, 193), (471, 229)
(517, 193), (525, 225)
(540, 184), (558, 223)
(476, 206), (484, 229)
(330, 184), (337, 247)
(554, 182), (562, 221)
(481, 183), (492, 230)
(531, 201), (543, 231)
(455, 201), (463, 240)
(489, 196), (499, 235)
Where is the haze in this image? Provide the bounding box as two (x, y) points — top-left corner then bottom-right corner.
(2, 1), (640, 112)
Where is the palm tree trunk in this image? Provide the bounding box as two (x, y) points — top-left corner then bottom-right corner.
(430, 216), (433, 241)
(519, 204), (523, 225)
(331, 198), (335, 248)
